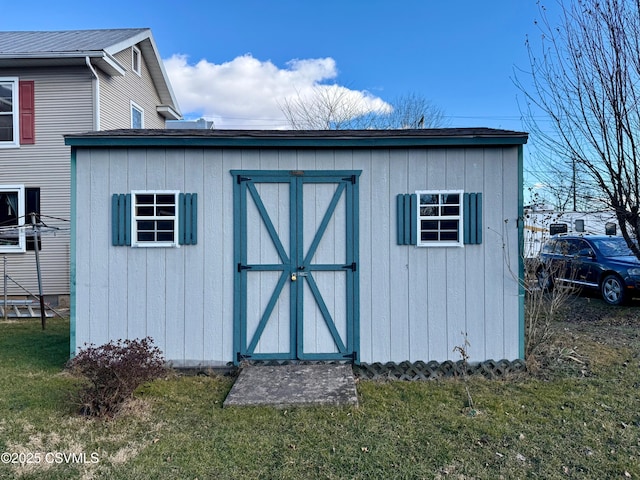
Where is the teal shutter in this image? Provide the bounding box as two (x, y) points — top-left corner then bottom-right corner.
(463, 192), (482, 245)
(179, 193), (198, 245)
(111, 193), (131, 246)
(396, 193), (417, 245)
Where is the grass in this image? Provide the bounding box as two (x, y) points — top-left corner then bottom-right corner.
(0, 301), (639, 479)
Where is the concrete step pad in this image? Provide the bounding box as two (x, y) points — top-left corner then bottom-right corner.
(223, 364), (358, 408)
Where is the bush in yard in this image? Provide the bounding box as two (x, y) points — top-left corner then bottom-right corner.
(67, 337), (166, 418)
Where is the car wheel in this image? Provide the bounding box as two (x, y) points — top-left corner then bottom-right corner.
(536, 267), (553, 291)
(601, 274), (626, 305)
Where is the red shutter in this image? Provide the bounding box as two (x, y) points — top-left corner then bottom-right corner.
(19, 80), (35, 145)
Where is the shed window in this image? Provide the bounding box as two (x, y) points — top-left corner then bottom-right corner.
(132, 191), (178, 247)
(0, 78), (19, 148)
(0, 185), (25, 252)
(416, 190), (463, 247)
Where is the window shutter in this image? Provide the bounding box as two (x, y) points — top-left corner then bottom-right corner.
(25, 188), (41, 251)
(179, 193), (197, 245)
(396, 193), (417, 245)
(463, 192), (482, 245)
(111, 194), (131, 246)
(19, 80), (35, 145)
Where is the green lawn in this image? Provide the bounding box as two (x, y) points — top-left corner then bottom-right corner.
(0, 304), (639, 479)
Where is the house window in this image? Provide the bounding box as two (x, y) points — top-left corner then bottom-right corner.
(416, 190), (463, 247)
(0, 78), (19, 148)
(0, 185), (25, 252)
(132, 46), (141, 76)
(131, 191), (178, 247)
(131, 102), (144, 128)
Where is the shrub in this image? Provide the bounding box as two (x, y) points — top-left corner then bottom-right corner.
(67, 337), (166, 417)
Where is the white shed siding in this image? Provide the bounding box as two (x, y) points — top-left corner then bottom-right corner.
(0, 67), (93, 297)
(73, 145), (521, 366)
(98, 47), (165, 130)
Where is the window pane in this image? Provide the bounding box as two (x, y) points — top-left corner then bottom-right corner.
(137, 220), (155, 231)
(442, 193), (459, 204)
(420, 194), (438, 205)
(132, 107), (142, 128)
(156, 194), (175, 204)
(421, 220), (438, 230)
(137, 206), (154, 216)
(0, 115), (13, 142)
(136, 194), (154, 204)
(157, 232), (174, 242)
(157, 205), (175, 216)
(0, 84), (13, 113)
(421, 231), (438, 241)
(420, 206), (438, 216)
(441, 220), (459, 230)
(137, 232), (154, 242)
(157, 220), (174, 231)
(0, 191), (19, 246)
(440, 231), (459, 241)
(442, 205), (459, 216)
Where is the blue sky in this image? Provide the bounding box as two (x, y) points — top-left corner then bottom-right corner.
(4, 0), (555, 133)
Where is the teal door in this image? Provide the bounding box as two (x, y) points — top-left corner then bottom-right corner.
(232, 170), (360, 364)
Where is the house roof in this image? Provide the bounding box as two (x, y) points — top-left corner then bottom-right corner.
(65, 127), (528, 148)
(0, 28), (181, 118)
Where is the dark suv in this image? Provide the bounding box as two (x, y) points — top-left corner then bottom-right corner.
(536, 235), (640, 305)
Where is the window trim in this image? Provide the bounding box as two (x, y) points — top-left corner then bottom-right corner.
(131, 190), (179, 248)
(132, 46), (142, 76)
(130, 101), (144, 128)
(416, 189), (464, 247)
(0, 184), (26, 252)
(0, 77), (20, 149)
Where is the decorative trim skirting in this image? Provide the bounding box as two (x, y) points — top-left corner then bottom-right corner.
(353, 359), (527, 381)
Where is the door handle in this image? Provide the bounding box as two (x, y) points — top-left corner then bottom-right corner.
(291, 273), (297, 282)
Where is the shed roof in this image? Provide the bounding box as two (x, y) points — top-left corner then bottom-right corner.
(65, 127), (528, 148)
(0, 29), (180, 118)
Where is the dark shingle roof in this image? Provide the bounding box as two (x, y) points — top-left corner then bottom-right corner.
(65, 128), (529, 148)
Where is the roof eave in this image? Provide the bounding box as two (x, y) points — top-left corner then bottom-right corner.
(157, 105), (182, 120)
(65, 131), (529, 148)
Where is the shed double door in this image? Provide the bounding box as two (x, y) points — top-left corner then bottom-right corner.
(232, 170), (360, 364)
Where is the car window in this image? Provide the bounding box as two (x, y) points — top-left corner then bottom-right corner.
(554, 239), (571, 255)
(541, 239), (556, 254)
(565, 239), (582, 255)
(592, 237), (635, 257)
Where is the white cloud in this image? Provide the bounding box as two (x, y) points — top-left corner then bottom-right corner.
(164, 54), (391, 129)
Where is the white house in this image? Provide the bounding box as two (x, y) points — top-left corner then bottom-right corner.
(65, 128), (528, 367)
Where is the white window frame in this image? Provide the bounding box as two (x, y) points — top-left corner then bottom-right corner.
(0, 77), (20, 149)
(132, 46), (142, 76)
(416, 189), (464, 247)
(131, 190), (179, 248)
(0, 185), (26, 252)
(130, 101), (144, 128)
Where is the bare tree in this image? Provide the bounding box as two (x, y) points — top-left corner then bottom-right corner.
(280, 87), (447, 130)
(517, 0), (640, 258)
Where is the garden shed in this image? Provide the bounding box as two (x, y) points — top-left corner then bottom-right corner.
(65, 128), (528, 368)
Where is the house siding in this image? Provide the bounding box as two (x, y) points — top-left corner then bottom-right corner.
(73, 145), (521, 366)
(99, 46), (165, 130)
(0, 67), (93, 298)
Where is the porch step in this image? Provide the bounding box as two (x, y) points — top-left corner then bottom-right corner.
(0, 300), (53, 318)
(223, 363), (358, 408)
